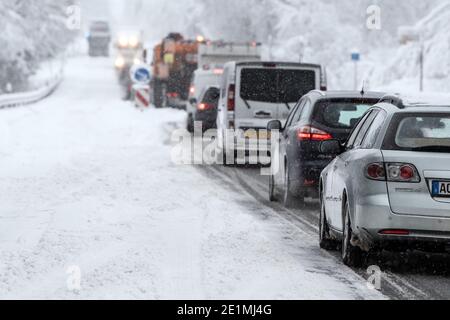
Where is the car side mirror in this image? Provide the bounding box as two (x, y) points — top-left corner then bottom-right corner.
(320, 140), (342, 155)
(267, 120), (282, 131)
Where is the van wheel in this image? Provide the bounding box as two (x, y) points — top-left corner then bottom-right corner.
(342, 201), (364, 267)
(319, 191), (338, 250)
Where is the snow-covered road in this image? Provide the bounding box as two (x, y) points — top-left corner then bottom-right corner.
(0, 57), (384, 299)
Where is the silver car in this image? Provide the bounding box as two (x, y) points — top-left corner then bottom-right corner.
(319, 94), (450, 267)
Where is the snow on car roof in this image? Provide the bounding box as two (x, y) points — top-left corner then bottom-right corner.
(388, 92), (450, 108)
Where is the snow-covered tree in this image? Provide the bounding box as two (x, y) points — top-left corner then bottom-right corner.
(0, 0), (76, 93)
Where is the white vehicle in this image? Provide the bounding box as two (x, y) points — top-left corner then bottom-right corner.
(216, 61), (326, 164)
(187, 41), (262, 132)
(197, 41), (261, 70)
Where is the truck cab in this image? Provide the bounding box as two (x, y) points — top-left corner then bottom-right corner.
(88, 20), (111, 57)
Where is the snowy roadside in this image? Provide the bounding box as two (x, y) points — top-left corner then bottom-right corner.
(0, 57), (384, 300)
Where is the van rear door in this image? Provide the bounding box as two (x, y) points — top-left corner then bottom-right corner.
(235, 63), (320, 133)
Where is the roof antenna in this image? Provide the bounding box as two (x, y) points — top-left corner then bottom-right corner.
(360, 80), (366, 97)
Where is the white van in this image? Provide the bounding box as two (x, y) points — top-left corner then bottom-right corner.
(186, 42), (262, 132)
(216, 61), (325, 162)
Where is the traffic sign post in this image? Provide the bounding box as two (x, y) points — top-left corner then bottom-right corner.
(130, 64), (152, 109)
(351, 51), (360, 90)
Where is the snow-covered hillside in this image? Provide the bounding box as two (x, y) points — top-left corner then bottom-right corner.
(368, 1), (450, 93)
(115, 0), (448, 93)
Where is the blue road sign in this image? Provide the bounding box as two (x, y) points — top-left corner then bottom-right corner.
(351, 52), (360, 62)
(130, 64), (151, 84)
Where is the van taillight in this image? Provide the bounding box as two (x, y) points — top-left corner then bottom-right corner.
(297, 125), (332, 141)
(227, 84), (235, 111)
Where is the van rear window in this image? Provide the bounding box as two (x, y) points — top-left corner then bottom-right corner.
(240, 68), (316, 103)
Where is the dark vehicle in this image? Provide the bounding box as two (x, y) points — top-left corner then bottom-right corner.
(88, 21), (111, 57)
(189, 86), (220, 132)
(267, 90), (385, 207)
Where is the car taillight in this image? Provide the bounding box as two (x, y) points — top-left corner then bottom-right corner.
(366, 163), (386, 181)
(366, 163), (420, 182)
(297, 125), (333, 141)
(197, 103), (214, 111)
(386, 163), (420, 182)
(227, 84), (235, 111)
(167, 92), (179, 98)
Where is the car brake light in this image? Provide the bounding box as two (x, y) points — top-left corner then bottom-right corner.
(197, 103), (214, 111)
(227, 84), (235, 111)
(386, 163), (420, 182)
(167, 92), (179, 98)
(262, 63), (277, 68)
(366, 163), (420, 182)
(379, 229), (410, 236)
(297, 125), (333, 141)
(366, 163), (386, 181)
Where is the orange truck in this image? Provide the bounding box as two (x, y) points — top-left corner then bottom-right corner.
(150, 33), (200, 109)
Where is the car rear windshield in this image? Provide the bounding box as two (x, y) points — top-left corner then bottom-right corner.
(240, 68), (316, 103)
(202, 88), (220, 104)
(312, 99), (378, 129)
(383, 113), (450, 152)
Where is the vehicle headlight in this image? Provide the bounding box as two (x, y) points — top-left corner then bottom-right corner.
(129, 36), (139, 48)
(133, 58), (141, 65)
(115, 56), (125, 68)
(118, 36), (128, 47)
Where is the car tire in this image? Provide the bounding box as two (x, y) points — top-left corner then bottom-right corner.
(319, 191), (338, 250)
(342, 201), (365, 267)
(283, 165), (302, 208)
(187, 114), (194, 133)
(269, 174), (279, 202)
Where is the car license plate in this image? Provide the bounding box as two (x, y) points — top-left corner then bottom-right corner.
(431, 180), (450, 197)
(244, 130), (271, 140)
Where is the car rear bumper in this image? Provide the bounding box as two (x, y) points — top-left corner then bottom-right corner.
(354, 194), (450, 249)
(194, 112), (217, 129)
(168, 97), (187, 110)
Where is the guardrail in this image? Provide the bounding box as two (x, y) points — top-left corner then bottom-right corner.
(0, 76), (62, 110)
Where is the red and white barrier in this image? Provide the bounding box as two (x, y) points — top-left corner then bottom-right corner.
(133, 84), (150, 109)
